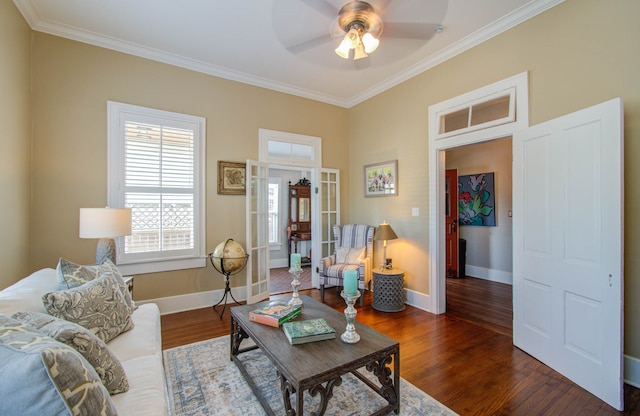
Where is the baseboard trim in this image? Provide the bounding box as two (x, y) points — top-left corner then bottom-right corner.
(625, 354), (640, 388)
(404, 288), (432, 313)
(269, 259), (289, 269)
(465, 265), (513, 285)
(137, 287), (247, 315)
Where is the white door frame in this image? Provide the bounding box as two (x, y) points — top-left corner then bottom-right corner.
(258, 129), (323, 288)
(428, 72), (529, 313)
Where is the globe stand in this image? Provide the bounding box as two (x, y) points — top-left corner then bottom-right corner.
(208, 252), (249, 319)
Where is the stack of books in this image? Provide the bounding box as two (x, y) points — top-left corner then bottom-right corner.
(282, 318), (336, 345)
(249, 300), (302, 327)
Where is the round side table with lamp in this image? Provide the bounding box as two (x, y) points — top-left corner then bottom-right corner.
(372, 268), (406, 312)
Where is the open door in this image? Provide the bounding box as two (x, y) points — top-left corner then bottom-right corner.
(245, 160), (270, 304)
(445, 169), (459, 278)
(513, 98), (623, 410)
(315, 168), (340, 287)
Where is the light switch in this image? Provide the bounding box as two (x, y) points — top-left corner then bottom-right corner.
(412, 208), (419, 217)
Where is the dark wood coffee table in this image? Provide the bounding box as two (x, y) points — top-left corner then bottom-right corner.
(230, 295), (400, 416)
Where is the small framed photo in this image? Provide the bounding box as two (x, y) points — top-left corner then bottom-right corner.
(217, 161), (246, 195)
(364, 160), (398, 197)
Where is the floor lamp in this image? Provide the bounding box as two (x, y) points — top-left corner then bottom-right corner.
(79, 207), (132, 264)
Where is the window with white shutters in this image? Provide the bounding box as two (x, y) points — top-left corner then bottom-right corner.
(108, 101), (206, 274)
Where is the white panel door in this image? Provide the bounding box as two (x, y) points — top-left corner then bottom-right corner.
(513, 98), (623, 410)
(245, 160), (270, 304)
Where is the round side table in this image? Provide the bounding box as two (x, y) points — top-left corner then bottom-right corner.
(372, 268), (405, 312)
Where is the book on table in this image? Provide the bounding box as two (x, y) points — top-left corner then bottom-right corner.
(282, 318), (336, 345)
(249, 300), (302, 327)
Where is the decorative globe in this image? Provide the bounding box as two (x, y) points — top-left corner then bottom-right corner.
(210, 239), (248, 275)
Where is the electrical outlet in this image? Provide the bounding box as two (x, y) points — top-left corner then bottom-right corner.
(412, 208), (419, 217)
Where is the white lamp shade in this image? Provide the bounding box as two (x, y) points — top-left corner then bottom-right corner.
(79, 208), (132, 238)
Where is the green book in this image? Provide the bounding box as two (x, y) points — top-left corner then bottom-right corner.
(282, 318), (336, 345)
(249, 300), (302, 327)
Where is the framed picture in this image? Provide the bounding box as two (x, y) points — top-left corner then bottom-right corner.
(458, 172), (496, 226)
(364, 160), (398, 197)
(217, 161), (246, 195)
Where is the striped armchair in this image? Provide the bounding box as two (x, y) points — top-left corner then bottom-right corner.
(319, 224), (375, 306)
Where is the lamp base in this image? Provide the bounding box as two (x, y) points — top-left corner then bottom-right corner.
(96, 238), (116, 265)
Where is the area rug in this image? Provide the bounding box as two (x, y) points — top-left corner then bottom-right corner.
(163, 336), (457, 416)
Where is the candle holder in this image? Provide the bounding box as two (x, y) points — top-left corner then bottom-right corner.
(340, 290), (361, 343)
(288, 264), (304, 308)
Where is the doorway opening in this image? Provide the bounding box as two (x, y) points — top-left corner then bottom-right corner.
(444, 137), (513, 335)
(428, 72), (529, 315)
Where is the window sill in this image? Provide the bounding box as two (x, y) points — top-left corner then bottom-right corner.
(117, 257), (206, 275)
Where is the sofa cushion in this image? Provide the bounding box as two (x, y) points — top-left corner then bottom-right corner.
(0, 269), (58, 316)
(108, 303), (162, 362)
(43, 274), (134, 343)
(12, 311), (129, 395)
(57, 258), (135, 313)
(0, 314), (117, 415)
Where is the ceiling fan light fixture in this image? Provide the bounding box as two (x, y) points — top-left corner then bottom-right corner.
(335, 38), (351, 59)
(335, 0), (383, 61)
(335, 28), (360, 59)
(353, 42), (368, 60)
(361, 32), (379, 53)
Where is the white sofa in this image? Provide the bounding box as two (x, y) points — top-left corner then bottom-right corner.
(0, 268), (169, 416)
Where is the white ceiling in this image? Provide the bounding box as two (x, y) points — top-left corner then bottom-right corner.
(13, 0), (562, 108)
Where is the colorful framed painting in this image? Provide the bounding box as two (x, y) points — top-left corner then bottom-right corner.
(364, 160), (398, 197)
(217, 161), (246, 195)
(458, 172), (496, 226)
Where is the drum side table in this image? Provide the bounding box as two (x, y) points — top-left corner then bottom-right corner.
(372, 268), (406, 312)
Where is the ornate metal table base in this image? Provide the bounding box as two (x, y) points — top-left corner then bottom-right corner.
(229, 296), (400, 416)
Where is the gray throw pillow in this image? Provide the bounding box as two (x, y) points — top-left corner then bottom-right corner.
(57, 258), (135, 313)
(12, 311), (129, 394)
(0, 314), (117, 415)
(43, 274), (134, 343)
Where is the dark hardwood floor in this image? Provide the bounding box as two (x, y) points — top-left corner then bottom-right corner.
(161, 278), (639, 415)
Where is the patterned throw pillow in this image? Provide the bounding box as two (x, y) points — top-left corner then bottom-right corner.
(43, 274), (134, 343)
(57, 258), (135, 313)
(336, 247), (365, 265)
(0, 314), (117, 415)
(12, 311), (129, 394)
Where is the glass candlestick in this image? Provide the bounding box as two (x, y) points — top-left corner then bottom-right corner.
(340, 290), (361, 343)
(288, 265), (303, 308)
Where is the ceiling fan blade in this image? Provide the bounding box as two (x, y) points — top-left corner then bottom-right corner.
(370, 0), (392, 15)
(287, 34), (334, 54)
(383, 22), (442, 40)
(300, 0), (339, 19)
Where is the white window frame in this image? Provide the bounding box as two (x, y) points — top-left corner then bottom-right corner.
(107, 101), (206, 275)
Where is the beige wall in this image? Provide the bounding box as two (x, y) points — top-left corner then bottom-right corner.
(349, 0), (640, 356)
(3, 0), (640, 358)
(446, 138), (513, 280)
(0, 0), (32, 287)
(28, 33), (350, 300)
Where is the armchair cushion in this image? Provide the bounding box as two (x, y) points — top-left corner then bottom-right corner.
(319, 224), (375, 306)
(335, 247), (365, 265)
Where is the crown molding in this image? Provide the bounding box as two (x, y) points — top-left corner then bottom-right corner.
(13, 0), (563, 109)
(345, 0), (565, 107)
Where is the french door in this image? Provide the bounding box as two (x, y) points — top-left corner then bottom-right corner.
(245, 160), (270, 304)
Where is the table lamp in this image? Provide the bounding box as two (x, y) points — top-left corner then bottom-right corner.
(373, 220), (398, 270)
(79, 207), (132, 264)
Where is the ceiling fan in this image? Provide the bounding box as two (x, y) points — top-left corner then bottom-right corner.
(292, 0), (447, 61)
